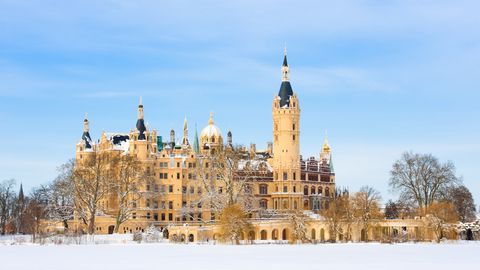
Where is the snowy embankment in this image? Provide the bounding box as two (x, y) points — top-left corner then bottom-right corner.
(0, 240), (478, 270)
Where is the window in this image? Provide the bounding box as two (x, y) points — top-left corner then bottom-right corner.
(154, 200), (158, 209)
(283, 186), (288, 192)
(190, 186), (195, 194)
(146, 184), (150, 191)
(304, 186), (308, 195)
(293, 186), (297, 192)
(259, 200), (267, 209)
(293, 123), (295, 130)
(168, 213), (173, 221)
(311, 186), (316, 194)
(169, 185), (173, 193)
(293, 135), (295, 141)
(211, 213), (215, 220)
(176, 173), (180, 179)
(168, 201), (173, 209)
(177, 162), (180, 167)
(182, 186), (187, 194)
(259, 184), (268, 195)
(293, 172), (296, 180)
(161, 185), (166, 193)
(283, 172), (288, 180)
(219, 187), (223, 194)
(154, 184), (158, 192)
(146, 199), (150, 208)
(161, 201), (166, 209)
(154, 213), (158, 221)
(161, 213), (165, 221)
(132, 212), (136, 219)
(146, 212), (151, 219)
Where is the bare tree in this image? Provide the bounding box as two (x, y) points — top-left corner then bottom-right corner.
(112, 155), (147, 233)
(0, 179), (16, 234)
(320, 189), (350, 242)
(45, 160), (76, 230)
(73, 152), (115, 234)
(444, 185), (476, 223)
(195, 146), (257, 217)
(288, 210), (308, 243)
(218, 203), (252, 244)
(425, 201), (458, 242)
(351, 186), (383, 242)
(389, 152), (459, 214)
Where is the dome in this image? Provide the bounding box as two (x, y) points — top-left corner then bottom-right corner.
(200, 113), (223, 145)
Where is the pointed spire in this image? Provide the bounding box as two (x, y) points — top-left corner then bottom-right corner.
(182, 116), (190, 147)
(18, 183), (24, 202)
(283, 44), (288, 67)
(208, 112), (214, 125)
(193, 123), (200, 154)
(322, 131), (331, 153)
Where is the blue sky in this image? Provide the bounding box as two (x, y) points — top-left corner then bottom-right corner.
(0, 0), (479, 204)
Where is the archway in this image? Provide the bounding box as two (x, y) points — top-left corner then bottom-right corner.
(260, 230), (268, 240)
(361, 229), (367, 242)
(108, 225), (115, 234)
(466, 229), (473, 240)
(248, 231), (256, 241)
(272, 229), (279, 240)
(311, 229), (316, 240)
(320, 229), (325, 242)
(180, 234), (186, 242)
(282, 228), (288, 241)
(189, 234), (194, 242)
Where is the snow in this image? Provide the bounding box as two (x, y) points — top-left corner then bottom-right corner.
(0, 239), (478, 270)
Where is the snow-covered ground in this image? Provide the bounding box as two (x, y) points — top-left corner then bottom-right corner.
(0, 241), (478, 270)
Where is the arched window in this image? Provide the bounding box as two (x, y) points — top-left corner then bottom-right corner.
(311, 186), (316, 194)
(261, 230), (268, 240)
(282, 228), (288, 240)
(311, 229), (316, 240)
(303, 199), (309, 210)
(259, 184), (268, 195)
(211, 136), (215, 143)
(304, 186), (309, 195)
(318, 186), (323, 195)
(325, 187), (330, 197)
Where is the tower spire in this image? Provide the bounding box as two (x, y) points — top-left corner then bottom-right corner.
(182, 116), (190, 147)
(208, 112), (214, 125)
(136, 97), (146, 140)
(193, 123), (200, 154)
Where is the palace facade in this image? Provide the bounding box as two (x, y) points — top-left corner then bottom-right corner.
(73, 52), (336, 236)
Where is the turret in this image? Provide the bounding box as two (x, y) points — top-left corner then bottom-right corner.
(136, 97), (147, 140)
(227, 131), (233, 147)
(170, 129), (175, 148)
(82, 115), (92, 149)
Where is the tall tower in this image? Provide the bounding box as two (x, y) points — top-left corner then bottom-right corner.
(271, 48), (301, 210)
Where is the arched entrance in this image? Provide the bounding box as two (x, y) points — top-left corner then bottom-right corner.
(272, 229), (279, 240)
(108, 225), (115, 234)
(282, 228), (288, 240)
(260, 230), (267, 240)
(248, 231), (256, 241)
(311, 229), (316, 240)
(361, 229), (367, 242)
(466, 229), (473, 240)
(320, 229), (325, 242)
(189, 234), (194, 242)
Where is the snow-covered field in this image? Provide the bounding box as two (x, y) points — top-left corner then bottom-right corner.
(0, 240), (478, 270)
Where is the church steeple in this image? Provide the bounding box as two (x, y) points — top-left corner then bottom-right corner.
(136, 97), (146, 140)
(282, 46), (289, 81)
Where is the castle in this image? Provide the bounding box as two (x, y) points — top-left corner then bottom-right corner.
(71, 52), (434, 243)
